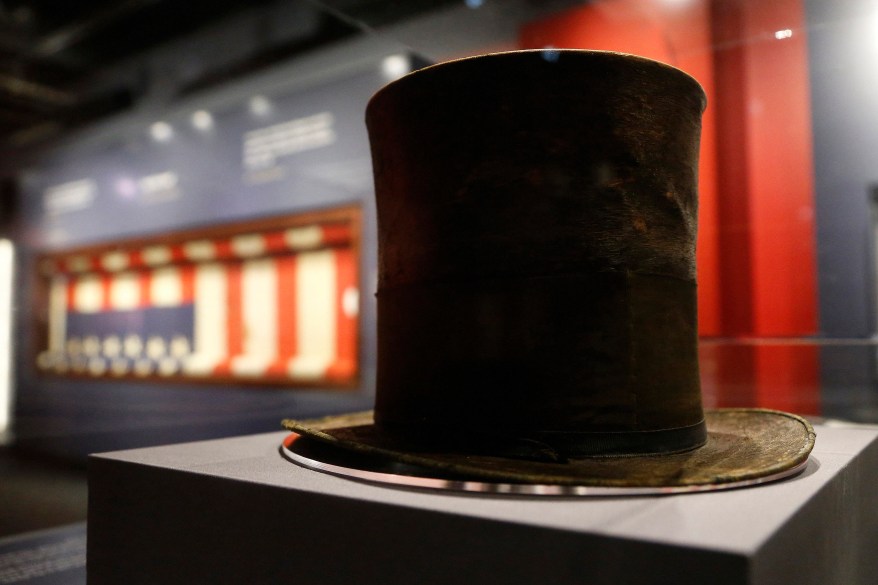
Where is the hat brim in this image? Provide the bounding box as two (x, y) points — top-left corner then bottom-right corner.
(281, 408), (815, 493)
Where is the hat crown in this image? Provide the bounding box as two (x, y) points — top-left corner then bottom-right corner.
(366, 50), (707, 457)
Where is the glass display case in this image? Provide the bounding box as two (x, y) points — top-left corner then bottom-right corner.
(307, 0), (878, 426)
(4, 0), (878, 459)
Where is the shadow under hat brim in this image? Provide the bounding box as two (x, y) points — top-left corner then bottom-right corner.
(281, 408), (815, 489)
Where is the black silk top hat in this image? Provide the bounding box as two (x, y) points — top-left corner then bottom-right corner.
(283, 49), (815, 491)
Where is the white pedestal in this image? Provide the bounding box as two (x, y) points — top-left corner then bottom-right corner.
(87, 424), (878, 585)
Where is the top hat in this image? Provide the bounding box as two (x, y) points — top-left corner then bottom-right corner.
(282, 50), (814, 493)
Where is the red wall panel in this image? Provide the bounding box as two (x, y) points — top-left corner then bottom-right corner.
(520, 0), (820, 414)
(712, 0), (818, 337)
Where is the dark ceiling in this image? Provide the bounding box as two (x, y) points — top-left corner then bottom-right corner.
(0, 0), (456, 151)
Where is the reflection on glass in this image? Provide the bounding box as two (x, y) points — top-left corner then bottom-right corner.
(0, 240), (12, 441)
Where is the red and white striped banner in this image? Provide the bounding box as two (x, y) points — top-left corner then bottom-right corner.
(208, 246), (358, 381)
(38, 221), (358, 384)
(40, 222), (352, 275)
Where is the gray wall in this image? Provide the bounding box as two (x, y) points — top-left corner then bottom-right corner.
(806, 0), (878, 417)
(808, 0), (878, 338)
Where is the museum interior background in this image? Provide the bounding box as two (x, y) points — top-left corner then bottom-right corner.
(1, 0), (877, 482)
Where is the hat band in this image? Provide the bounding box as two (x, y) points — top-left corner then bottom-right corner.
(531, 418), (708, 458)
(375, 418), (708, 462)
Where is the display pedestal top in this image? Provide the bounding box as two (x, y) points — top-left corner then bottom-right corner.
(87, 423), (878, 585)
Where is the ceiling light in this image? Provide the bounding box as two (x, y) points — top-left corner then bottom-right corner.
(150, 121), (173, 142)
(381, 54), (410, 80)
(191, 110), (214, 131)
(249, 95), (272, 116)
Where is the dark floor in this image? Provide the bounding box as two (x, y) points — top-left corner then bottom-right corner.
(0, 447), (88, 539)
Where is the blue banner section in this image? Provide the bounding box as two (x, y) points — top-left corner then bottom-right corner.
(55, 304), (196, 376)
(66, 305), (194, 343)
